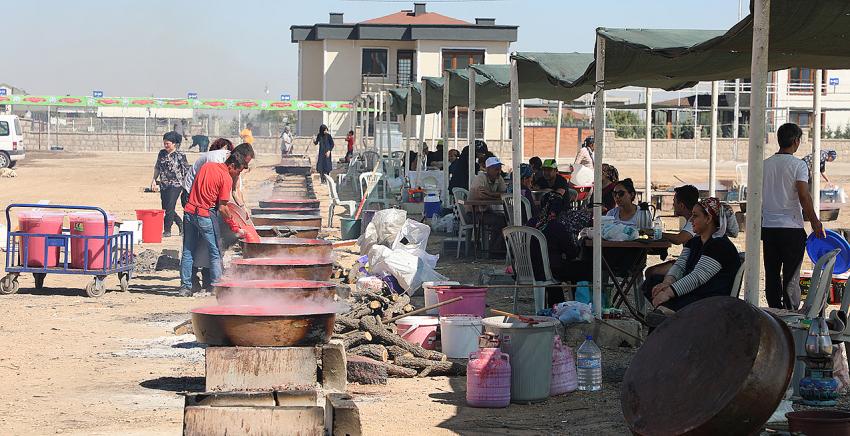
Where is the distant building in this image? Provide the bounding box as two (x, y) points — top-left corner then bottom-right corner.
(291, 2), (517, 139)
(0, 83), (27, 114)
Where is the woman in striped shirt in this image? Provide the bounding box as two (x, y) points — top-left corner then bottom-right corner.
(647, 197), (741, 311)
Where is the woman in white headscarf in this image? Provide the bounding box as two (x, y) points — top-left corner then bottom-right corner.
(646, 197), (741, 311)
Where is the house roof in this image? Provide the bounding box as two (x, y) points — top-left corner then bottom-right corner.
(362, 10), (470, 25)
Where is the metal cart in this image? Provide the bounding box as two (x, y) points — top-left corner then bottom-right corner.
(1, 204), (134, 297)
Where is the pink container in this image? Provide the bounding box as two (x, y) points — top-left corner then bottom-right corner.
(18, 211), (65, 268)
(69, 212), (115, 270)
(435, 286), (487, 317)
(467, 348), (511, 408)
(396, 316), (439, 350)
(550, 337), (578, 396)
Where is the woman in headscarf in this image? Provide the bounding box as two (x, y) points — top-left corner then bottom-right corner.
(280, 126), (293, 156)
(574, 136), (594, 169)
(314, 124), (334, 183)
(526, 192), (592, 306)
(151, 131), (189, 237)
(601, 163), (620, 212)
(802, 149), (838, 185)
(645, 197), (741, 311)
(448, 145), (471, 192)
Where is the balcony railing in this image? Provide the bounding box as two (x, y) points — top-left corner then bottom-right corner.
(361, 74), (416, 93)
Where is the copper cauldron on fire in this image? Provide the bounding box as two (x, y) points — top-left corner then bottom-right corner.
(191, 304), (336, 347)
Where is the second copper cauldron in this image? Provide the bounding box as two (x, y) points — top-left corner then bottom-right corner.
(213, 279), (338, 305)
(254, 225), (320, 239)
(241, 237), (332, 260)
(227, 258), (334, 281)
(259, 199), (320, 209)
(252, 214), (322, 228)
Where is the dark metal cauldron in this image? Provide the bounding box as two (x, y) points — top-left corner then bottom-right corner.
(191, 304), (335, 347)
(251, 207), (321, 216)
(251, 214), (322, 228)
(254, 225), (320, 239)
(259, 199), (321, 209)
(621, 297), (795, 435)
(213, 279), (337, 304)
(241, 237), (332, 260)
(227, 259), (334, 281)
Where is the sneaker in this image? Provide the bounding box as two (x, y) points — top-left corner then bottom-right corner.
(177, 287), (193, 297)
(163, 231), (172, 238)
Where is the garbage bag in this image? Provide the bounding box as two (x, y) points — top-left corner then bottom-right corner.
(430, 213), (456, 234)
(552, 301), (593, 325)
(392, 219), (431, 252)
(358, 208), (407, 255)
(601, 222), (638, 241)
(367, 245), (447, 295)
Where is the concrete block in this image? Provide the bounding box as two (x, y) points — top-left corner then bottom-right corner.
(205, 346), (319, 391)
(321, 339), (347, 392)
(326, 393), (362, 436)
(562, 318), (643, 348)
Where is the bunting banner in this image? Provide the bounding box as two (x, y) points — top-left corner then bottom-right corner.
(0, 95), (356, 112)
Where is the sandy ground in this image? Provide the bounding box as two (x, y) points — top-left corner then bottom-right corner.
(1, 151), (848, 435)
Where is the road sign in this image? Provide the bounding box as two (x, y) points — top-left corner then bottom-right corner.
(829, 77), (839, 86)
(93, 90), (104, 98)
(0, 89), (6, 96)
(280, 94), (291, 102)
(188, 92), (198, 100)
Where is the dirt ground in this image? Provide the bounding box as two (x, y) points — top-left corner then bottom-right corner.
(1, 151), (848, 435)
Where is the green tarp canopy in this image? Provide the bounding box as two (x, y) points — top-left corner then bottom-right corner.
(387, 78), (445, 115)
(475, 52), (594, 101)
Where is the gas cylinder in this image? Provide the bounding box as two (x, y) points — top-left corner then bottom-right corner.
(466, 347), (511, 408)
(550, 337), (578, 395)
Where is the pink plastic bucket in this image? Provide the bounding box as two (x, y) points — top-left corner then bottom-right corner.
(435, 286), (487, 317)
(396, 316), (439, 350)
(18, 211), (65, 268)
(69, 212), (115, 270)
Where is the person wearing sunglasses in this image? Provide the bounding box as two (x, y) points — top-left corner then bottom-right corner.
(606, 178), (639, 227)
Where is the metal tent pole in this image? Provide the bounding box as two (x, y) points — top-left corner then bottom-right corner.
(500, 104), (506, 155)
(47, 106), (51, 150)
(645, 88), (653, 201)
(385, 91), (391, 158)
(405, 87), (413, 176)
(453, 107), (459, 149)
(709, 81), (719, 197)
(592, 35), (606, 319)
(555, 101), (563, 163)
(442, 71), (451, 207)
(418, 79), (427, 185)
(510, 60), (522, 228)
(812, 69), (822, 216)
(744, 0), (771, 306)
(467, 68), (476, 190)
(734, 79), (741, 160)
(373, 93), (379, 150)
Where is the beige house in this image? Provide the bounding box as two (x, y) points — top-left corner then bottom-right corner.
(291, 2), (517, 140)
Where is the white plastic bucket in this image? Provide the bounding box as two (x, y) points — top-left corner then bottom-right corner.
(118, 220), (143, 245)
(423, 280), (460, 315)
(440, 316), (483, 359)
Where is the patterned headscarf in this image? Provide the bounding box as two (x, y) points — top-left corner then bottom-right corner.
(534, 191), (564, 231)
(601, 163), (619, 184)
(698, 197), (727, 238)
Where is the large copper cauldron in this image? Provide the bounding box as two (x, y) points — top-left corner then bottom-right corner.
(259, 198), (320, 209)
(191, 304), (335, 347)
(270, 189), (316, 200)
(621, 297), (794, 435)
(213, 279), (337, 305)
(254, 225), (320, 239)
(241, 237), (332, 260)
(252, 214), (322, 228)
(251, 207), (320, 216)
(228, 257), (332, 281)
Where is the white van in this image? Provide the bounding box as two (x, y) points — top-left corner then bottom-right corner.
(0, 114), (24, 168)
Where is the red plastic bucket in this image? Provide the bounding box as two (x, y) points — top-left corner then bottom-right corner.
(18, 211), (65, 268)
(435, 286), (487, 317)
(396, 316), (440, 350)
(135, 209), (164, 243)
(69, 212), (115, 270)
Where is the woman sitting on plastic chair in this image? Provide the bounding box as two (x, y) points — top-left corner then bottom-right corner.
(527, 192), (592, 307)
(643, 197), (741, 312)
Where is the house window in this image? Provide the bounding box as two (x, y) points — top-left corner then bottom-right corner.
(789, 111), (811, 128)
(362, 48), (388, 77)
(445, 109), (484, 139)
(397, 50), (415, 87)
(788, 68), (827, 94)
(442, 49), (485, 70)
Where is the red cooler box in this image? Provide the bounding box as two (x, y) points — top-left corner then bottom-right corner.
(69, 212), (115, 270)
(18, 211), (65, 268)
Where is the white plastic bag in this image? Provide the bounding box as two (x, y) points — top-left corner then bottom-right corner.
(356, 276), (384, 294)
(431, 213), (456, 234)
(392, 219), (431, 252)
(358, 208), (407, 255)
(601, 222), (638, 241)
(367, 245), (447, 295)
(553, 301), (593, 324)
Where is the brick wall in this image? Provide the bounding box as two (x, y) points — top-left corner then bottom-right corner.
(522, 126), (593, 161)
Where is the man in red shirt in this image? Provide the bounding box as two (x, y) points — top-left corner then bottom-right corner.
(178, 146), (254, 296)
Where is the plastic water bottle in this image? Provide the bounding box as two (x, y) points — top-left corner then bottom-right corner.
(576, 335), (602, 391)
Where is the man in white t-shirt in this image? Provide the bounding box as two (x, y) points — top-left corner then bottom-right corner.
(645, 185), (699, 279)
(762, 123), (824, 310)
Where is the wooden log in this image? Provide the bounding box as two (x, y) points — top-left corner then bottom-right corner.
(335, 316), (360, 332)
(359, 317), (447, 362)
(367, 300), (383, 311)
(342, 331), (372, 349)
(349, 344), (388, 362)
(394, 355), (466, 376)
(386, 345), (413, 360)
(385, 362), (417, 378)
(346, 355), (387, 385)
(402, 304), (414, 313)
(386, 294), (411, 318)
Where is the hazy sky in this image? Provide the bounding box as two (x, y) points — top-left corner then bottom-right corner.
(7, 0), (744, 99)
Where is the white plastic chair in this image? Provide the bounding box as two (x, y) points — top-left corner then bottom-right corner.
(391, 151), (406, 159)
(735, 163), (748, 201)
(452, 188), (472, 258)
(338, 156), (365, 192)
(501, 194), (533, 226)
(420, 174), (440, 192)
(324, 174), (356, 227)
(730, 252), (746, 298)
(362, 150), (381, 171)
(801, 249), (841, 319)
(359, 171), (390, 209)
(502, 225), (562, 314)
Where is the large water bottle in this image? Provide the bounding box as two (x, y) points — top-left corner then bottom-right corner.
(576, 335), (602, 391)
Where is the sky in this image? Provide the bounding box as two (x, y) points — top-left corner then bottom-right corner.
(6, 0), (745, 100)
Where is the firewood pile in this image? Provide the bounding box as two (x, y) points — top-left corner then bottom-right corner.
(333, 284), (466, 384)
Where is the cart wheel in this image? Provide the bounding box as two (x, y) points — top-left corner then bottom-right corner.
(118, 273), (130, 292)
(0, 274), (19, 295)
(34, 273), (46, 289)
(85, 277), (107, 298)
